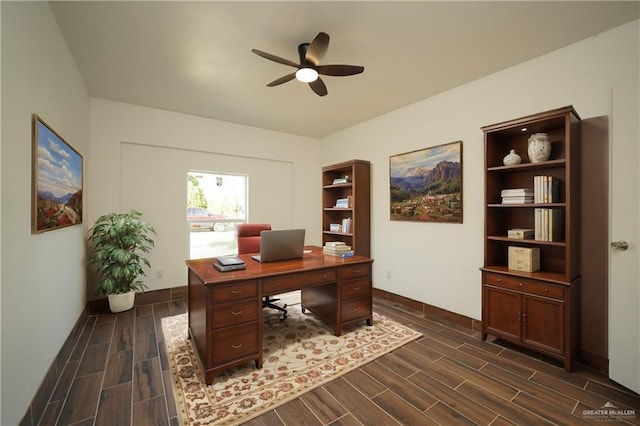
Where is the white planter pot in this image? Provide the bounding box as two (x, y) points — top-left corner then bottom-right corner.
(108, 291), (136, 313)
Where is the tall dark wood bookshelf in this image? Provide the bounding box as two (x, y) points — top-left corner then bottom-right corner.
(480, 106), (581, 371)
(322, 160), (371, 256)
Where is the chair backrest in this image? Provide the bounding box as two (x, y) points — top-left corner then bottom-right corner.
(237, 223), (272, 254)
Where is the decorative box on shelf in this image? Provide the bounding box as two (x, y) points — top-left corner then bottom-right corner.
(508, 246), (540, 272)
(508, 228), (534, 239)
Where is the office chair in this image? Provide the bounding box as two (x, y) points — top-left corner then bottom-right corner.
(236, 223), (288, 319)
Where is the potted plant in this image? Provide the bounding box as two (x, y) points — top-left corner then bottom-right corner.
(88, 210), (156, 312)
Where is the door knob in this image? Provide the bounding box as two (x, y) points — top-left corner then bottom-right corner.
(611, 240), (629, 251)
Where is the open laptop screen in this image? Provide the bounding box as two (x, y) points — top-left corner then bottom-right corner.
(251, 229), (305, 262)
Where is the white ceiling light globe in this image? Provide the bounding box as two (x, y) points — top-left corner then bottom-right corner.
(295, 68), (319, 83)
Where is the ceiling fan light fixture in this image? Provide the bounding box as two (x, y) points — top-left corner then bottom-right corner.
(295, 67), (318, 83)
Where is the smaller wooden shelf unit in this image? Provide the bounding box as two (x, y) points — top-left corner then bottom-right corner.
(322, 160), (371, 256)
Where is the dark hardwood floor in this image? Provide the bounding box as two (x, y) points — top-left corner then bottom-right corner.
(34, 295), (640, 425)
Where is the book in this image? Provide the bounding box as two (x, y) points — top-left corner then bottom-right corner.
(502, 196), (534, 204)
(335, 198), (349, 208)
(548, 208), (564, 242)
(323, 246), (352, 254)
(325, 241), (346, 247)
(534, 176), (561, 203)
(323, 248), (354, 257)
(213, 262), (246, 272)
(216, 255), (245, 266)
(341, 217), (351, 233)
(501, 188), (533, 197)
(332, 177), (349, 184)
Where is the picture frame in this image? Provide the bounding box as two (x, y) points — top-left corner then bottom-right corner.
(389, 140), (462, 223)
(32, 114), (83, 233)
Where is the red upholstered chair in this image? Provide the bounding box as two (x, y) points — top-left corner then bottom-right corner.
(236, 223), (288, 319)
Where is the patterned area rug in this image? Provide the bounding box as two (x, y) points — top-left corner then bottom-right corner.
(162, 295), (421, 425)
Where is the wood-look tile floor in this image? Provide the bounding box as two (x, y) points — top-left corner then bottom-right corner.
(37, 296), (640, 426)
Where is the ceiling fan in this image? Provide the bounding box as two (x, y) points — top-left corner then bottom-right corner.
(251, 31), (364, 97)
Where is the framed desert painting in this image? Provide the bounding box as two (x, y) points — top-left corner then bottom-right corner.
(390, 140), (462, 223)
(32, 114), (83, 233)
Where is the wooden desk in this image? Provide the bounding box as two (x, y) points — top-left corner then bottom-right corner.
(186, 246), (374, 384)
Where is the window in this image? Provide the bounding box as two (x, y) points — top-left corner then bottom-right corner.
(187, 171), (247, 259)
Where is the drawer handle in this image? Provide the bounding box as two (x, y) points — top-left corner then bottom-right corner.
(519, 282), (523, 286)
(231, 343), (242, 349)
(497, 278), (501, 283)
(230, 289), (241, 294)
(273, 282), (280, 287)
(352, 286), (360, 291)
(352, 307), (360, 312)
(544, 288), (549, 293)
(323, 274), (328, 278)
(353, 268), (360, 273)
(231, 310), (243, 315)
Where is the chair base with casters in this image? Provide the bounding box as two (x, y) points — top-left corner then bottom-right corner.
(236, 223), (288, 319)
(263, 295), (288, 320)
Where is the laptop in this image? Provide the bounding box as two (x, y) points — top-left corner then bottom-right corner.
(251, 229), (305, 262)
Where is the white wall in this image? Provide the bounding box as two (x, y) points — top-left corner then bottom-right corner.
(87, 99), (321, 296)
(321, 20), (639, 320)
(1, 3), (90, 425)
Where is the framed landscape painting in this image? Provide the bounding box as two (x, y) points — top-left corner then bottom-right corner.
(32, 114), (83, 233)
(390, 140), (462, 223)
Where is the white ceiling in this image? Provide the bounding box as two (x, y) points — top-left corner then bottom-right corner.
(50, 1), (639, 139)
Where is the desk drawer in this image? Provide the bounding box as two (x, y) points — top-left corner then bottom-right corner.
(341, 278), (371, 299)
(211, 300), (258, 329)
(484, 272), (564, 300)
(263, 269), (336, 294)
(210, 280), (258, 304)
(340, 263), (371, 280)
(211, 323), (259, 365)
(341, 296), (371, 322)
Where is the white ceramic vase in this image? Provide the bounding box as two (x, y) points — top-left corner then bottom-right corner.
(527, 133), (551, 163)
(108, 290), (136, 313)
(503, 149), (522, 166)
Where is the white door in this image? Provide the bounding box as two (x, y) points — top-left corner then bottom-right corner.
(609, 74), (640, 394)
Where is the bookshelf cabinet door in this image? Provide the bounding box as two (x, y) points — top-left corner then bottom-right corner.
(484, 286), (521, 341)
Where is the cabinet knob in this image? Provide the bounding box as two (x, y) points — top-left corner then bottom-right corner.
(544, 288), (549, 293)
(323, 274), (328, 278)
(497, 279), (501, 283)
(522, 313), (527, 322)
(519, 282), (523, 286)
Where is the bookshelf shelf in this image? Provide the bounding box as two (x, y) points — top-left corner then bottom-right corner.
(481, 106), (581, 372)
(322, 160), (370, 256)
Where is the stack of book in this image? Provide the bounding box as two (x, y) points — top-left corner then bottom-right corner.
(501, 188), (534, 204)
(533, 176), (560, 203)
(323, 242), (354, 257)
(534, 208), (563, 241)
(213, 255), (246, 272)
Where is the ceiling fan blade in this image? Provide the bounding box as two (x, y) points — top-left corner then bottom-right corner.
(266, 73), (296, 87)
(304, 32), (329, 66)
(251, 49), (300, 68)
(309, 77), (328, 97)
(316, 64), (365, 76)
